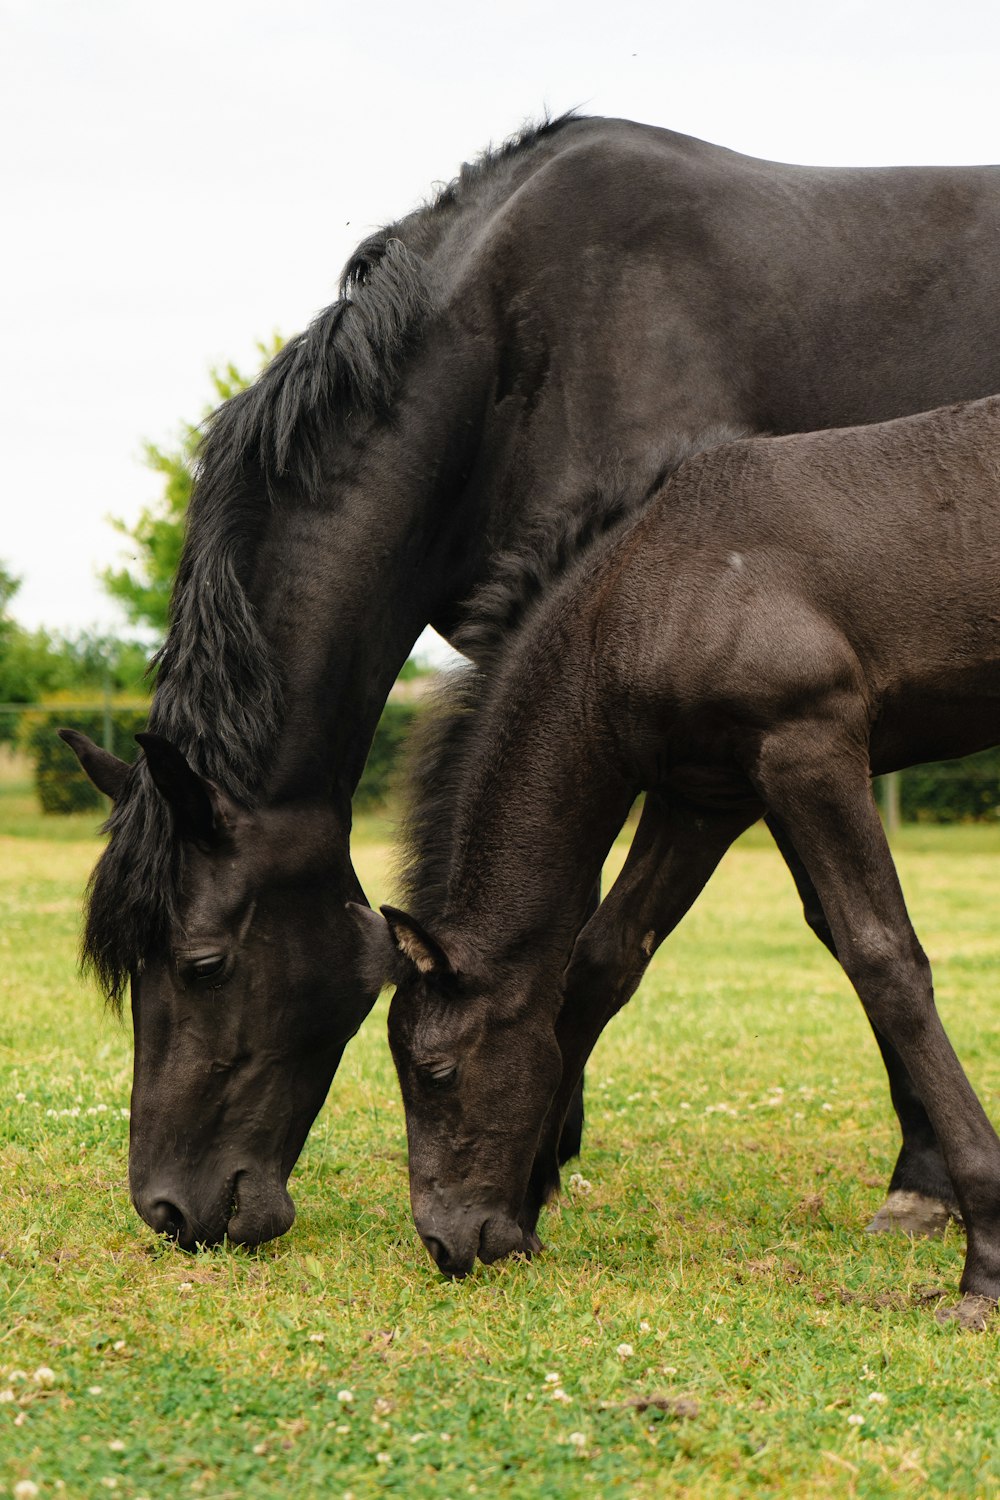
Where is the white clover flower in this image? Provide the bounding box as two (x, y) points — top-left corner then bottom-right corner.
(375, 1452), (391, 1465)
(108, 1439), (125, 1451)
(847, 1413), (865, 1427)
(617, 1343), (634, 1358)
(112, 1341), (126, 1353)
(7, 1371), (27, 1384)
(337, 1389), (354, 1404)
(15, 1093), (26, 1103)
(568, 1173), (593, 1195)
(14, 1482), (40, 1499)
(0, 1390), (15, 1403)
(544, 1372), (561, 1384)
(868, 1392), (888, 1405)
(639, 1320), (651, 1333)
(372, 1398), (392, 1416)
(552, 1388), (572, 1404)
(88, 1386), (103, 1396)
(308, 1333), (325, 1344)
(32, 1367), (56, 1388)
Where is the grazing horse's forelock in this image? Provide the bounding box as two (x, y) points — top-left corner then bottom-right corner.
(78, 113), (584, 1011)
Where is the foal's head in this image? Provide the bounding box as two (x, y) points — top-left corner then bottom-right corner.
(353, 903), (564, 1277)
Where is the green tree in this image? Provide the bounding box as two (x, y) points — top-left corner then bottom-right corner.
(101, 338), (283, 638)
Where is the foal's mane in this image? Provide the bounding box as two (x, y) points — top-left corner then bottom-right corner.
(82, 113), (582, 1007)
(394, 488), (648, 927)
(397, 425), (752, 926)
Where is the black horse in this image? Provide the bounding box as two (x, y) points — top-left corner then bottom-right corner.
(64, 114), (1000, 1251)
(359, 396), (1000, 1325)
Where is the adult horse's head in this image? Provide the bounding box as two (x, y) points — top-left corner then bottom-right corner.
(353, 903), (564, 1278)
(62, 728), (375, 1250)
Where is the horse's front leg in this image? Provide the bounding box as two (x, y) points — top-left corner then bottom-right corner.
(553, 883), (598, 1168)
(520, 793), (758, 1240)
(756, 728), (1000, 1326)
(766, 813), (960, 1237)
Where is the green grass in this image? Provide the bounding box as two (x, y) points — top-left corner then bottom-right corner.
(3, 770), (1000, 1498)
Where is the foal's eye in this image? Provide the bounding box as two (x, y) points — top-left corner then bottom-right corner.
(423, 1063), (457, 1091)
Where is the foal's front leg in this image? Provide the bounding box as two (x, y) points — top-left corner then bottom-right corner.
(766, 813), (960, 1237)
(519, 794), (758, 1239)
(756, 729), (1000, 1324)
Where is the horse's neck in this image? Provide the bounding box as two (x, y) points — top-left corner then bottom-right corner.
(248, 488), (444, 804)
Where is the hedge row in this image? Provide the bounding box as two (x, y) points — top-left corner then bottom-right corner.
(17, 698), (1000, 823)
(18, 698), (421, 815)
(20, 702), (149, 814)
(879, 745), (1000, 824)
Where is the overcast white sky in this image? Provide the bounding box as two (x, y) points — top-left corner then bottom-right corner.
(3, 0), (999, 648)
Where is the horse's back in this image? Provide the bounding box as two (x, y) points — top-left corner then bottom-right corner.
(442, 117), (1000, 496)
(606, 397), (1000, 775)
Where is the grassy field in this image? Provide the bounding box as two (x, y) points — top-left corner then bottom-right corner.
(3, 760), (1000, 1498)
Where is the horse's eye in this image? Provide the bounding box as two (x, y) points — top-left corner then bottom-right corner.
(188, 955), (227, 985)
(424, 1063), (457, 1091)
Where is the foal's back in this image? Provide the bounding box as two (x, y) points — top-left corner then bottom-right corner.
(596, 396), (1000, 777)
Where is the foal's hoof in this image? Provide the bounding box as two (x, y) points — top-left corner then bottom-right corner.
(865, 1190), (960, 1239)
(935, 1294), (996, 1332)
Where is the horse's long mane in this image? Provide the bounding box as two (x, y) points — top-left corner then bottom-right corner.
(82, 114), (583, 1007)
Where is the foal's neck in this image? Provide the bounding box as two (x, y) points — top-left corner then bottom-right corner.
(437, 645), (636, 968)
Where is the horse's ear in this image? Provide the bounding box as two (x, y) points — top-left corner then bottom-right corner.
(346, 903), (399, 991)
(380, 904), (454, 978)
(135, 733), (232, 845)
(58, 728), (130, 801)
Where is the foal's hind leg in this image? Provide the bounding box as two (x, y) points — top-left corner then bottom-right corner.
(519, 794), (758, 1238)
(756, 731), (1000, 1319)
(766, 814), (959, 1237)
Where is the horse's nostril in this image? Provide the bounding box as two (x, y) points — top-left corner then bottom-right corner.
(147, 1198), (188, 1241)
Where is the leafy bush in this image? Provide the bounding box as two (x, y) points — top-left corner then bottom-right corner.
(19, 695), (423, 816)
(891, 746), (1000, 824)
(354, 699), (420, 810)
(19, 700), (148, 814)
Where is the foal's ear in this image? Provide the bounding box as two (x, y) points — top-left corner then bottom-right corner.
(136, 733), (233, 845)
(58, 728), (130, 801)
(380, 905), (454, 979)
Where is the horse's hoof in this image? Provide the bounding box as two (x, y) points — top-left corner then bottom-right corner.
(865, 1190), (960, 1239)
(935, 1294), (996, 1332)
